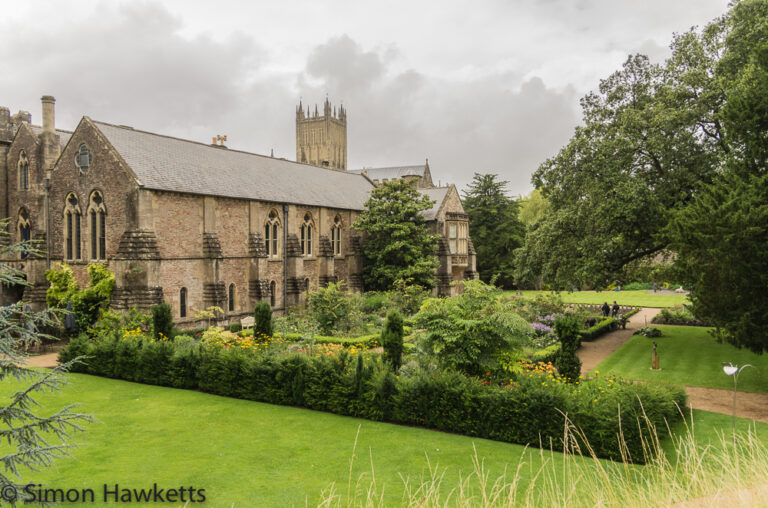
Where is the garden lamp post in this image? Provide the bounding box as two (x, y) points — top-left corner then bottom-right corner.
(722, 362), (755, 444)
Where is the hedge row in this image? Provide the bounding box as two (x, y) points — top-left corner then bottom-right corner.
(578, 318), (618, 341)
(60, 335), (685, 463)
(278, 333), (381, 348)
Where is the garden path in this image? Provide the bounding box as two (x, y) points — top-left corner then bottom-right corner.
(22, 352), (60, 368)
(577, 307), (661, 374)
(579, 310), (768, 423)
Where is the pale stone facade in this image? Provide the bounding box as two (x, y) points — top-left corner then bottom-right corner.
(0, 96), (475, 327)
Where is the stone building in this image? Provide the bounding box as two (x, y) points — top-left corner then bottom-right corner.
(0, 96), (476, 326)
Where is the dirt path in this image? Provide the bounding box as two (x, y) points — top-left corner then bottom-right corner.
(684, 386), (768, 424)
(577, 307), (661, 374)
(21, 351), (60, 368)
(577, 310), (768, 423)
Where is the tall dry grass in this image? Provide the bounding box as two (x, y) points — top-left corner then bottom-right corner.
(318, 412), (768, 508)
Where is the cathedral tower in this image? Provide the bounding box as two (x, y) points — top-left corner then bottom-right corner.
(296, 98), (347, 170)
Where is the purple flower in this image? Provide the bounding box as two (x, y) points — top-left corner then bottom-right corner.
(530, 322), (553, 334)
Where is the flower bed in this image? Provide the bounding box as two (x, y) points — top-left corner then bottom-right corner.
(60, 333), (686, 463)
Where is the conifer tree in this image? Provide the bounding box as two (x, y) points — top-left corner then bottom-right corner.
(0, 224), (91, 502)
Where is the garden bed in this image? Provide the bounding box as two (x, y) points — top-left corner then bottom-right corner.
(60, 333), (686, 463)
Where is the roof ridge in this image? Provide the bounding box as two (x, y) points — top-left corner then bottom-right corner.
(92, 119), (360, 177)
(28, 124), (74, 135)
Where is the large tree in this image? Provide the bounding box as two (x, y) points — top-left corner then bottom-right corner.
(353, 180), (438, 291)
(462, 173), (524, 287)
(514, 14), (729, 288)
(667, 0), (768, 352)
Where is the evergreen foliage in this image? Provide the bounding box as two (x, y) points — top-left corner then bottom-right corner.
(352, 179), (439, 290)
(381, 311), (404, 371)
(253, 301), (273, 337)
(553, 314), (583, 382)
(151, 302), (174, 339)
(462, 173), (524, 287)
(0, 225), (91, 501)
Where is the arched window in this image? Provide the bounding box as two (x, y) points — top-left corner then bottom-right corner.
(75, 144), (92, 173)
(17, 208), (31, 260)
(264, 210), (280, 257)
(300, 212), (313, 256)
(64, 193), (82, 260)
(269, 280), (276, 308)
(88, 191), (107, 260)
(228, 284), (235, 312)
(18, 151), (29, 190)
(331, 215), (342, 256)
(180, 288), (187, 318)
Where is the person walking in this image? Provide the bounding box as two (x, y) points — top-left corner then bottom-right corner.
(611, 301), (619, 317)
(601, 302), (610, 317)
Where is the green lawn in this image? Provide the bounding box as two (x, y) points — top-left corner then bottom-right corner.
(508, 290), (687, 308)
(593, 325), (768, 393)
(0, 373), (581, 507)
(3, 371), (766, 507)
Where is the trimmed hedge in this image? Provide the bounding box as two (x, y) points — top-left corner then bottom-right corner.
(278, 333), (380, 348)
(60, 336), (686, 463)
(579, 318), (618, 341)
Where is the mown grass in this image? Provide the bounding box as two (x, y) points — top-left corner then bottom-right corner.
(507, 290), (687, 308)
(4, 371), (766, 507)
(594, 325), (768, 393)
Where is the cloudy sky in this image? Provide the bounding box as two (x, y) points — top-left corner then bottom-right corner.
(1, 0), (729, 196)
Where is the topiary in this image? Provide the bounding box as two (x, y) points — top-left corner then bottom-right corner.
(381, 310), (404, 371)
(254, 301), (273, 337)
(554, 314), (583, 382)
(151, 302), (174, 339)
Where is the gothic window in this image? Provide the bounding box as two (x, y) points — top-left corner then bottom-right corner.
(180, 287), (187, 318)
(18, 151), (29, 190)
(300, 212), (313, 256)
(88, 191), (107, 260)
(269, 280), (276, 308)
(447, 221), (468, 255)
(64, 193), (82, 260)
(17, 208), (31, 260)
(264, 210), (280, 257)
(228, 284), (235, 312)
(331, 215), (342, 256)
(75, 144), (92, 172)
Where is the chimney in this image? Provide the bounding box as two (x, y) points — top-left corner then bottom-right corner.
(39, 95), (60, 171)
(41, 95), (55, 134)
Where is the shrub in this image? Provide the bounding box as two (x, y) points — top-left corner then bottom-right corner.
(308, 281), (353, 334)
(652, 307), (706, 326)
(45, 262), (115, 332)
(254, 301), (273, 337)
(622, 281), (653, 290)
(60, 331), (685, 463)
(390, 279), (429, 316)
(381, 311), (404, 371)
(635, 326), (663, 338)
(359, 291), (389, 314)
(554, 314), (582, 382)
(229, 323), (243, 333)
(579, 317), (617, 341)
(151, 303), (174, 339)
(415, 280), (530, 376)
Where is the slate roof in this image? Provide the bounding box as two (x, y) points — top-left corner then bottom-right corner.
(348, 164), (427, 181)
(418, 187), (450, 220)
(28, 125), (73, 148)
(93, 121), (375, 210)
